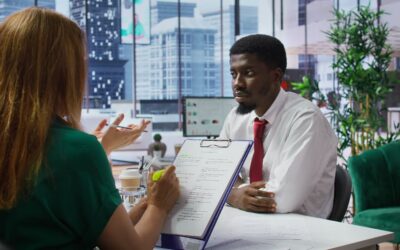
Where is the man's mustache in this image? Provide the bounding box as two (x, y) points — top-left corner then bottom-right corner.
(234, 88), (251, 96)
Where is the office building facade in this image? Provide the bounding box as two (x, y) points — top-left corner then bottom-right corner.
(70, 0), (126, 108)
(202, 4), (258, 97)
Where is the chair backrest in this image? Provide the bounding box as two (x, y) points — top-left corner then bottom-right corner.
(348, 141), (400, 213)
(328, 165), (352, 222)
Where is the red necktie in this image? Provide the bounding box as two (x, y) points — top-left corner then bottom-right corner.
(249, 118), (267, 183)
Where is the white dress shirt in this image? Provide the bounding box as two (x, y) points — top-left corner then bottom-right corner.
(219, 89), (337, 218)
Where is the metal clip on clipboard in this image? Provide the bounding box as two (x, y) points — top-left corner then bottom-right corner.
(199, 139), (231, 148)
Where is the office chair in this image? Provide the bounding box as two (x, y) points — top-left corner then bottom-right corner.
(348, 141), (400, 246)
(327, 165), (352, 222)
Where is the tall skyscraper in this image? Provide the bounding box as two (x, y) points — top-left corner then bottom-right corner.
(119, 0), (197, 101)
(70, 0), (126, 108)
(0, 0), (34, 21)
(148, 17), (217, 99)
(135, 1), (219, 100)
(150, 1), (195, 26)
(202, 4), (258, 97)
(38, 0), (55, 9)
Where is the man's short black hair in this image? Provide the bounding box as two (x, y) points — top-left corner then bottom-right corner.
(230, 34), (287, 73)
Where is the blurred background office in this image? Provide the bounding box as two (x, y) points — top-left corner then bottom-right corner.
(1, 1), (399, 248)
(0, 0), (399, 153)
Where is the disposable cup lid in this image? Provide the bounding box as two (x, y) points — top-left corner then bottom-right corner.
(119, 169), (141, 179)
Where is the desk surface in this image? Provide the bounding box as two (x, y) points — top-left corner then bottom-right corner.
(113, 165), (393, 250)
(206, 206), (393, 250)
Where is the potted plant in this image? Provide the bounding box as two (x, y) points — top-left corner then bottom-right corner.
(294, 5), (399, 167)
(326, 5), (400, 164)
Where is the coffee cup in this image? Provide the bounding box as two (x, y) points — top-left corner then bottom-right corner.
(119, 169), (142, 191)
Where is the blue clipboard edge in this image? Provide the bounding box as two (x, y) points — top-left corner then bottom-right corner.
(160, 139), (253, 250)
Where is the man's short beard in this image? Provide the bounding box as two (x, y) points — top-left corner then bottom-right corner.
(236, 103), (256, 114)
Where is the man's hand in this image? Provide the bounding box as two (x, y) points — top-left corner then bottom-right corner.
(228, 181), (276, 213)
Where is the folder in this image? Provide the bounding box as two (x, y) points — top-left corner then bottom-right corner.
(158, 139), (253, 250)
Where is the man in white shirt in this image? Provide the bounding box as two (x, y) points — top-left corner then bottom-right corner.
(220, 34), (337, 218)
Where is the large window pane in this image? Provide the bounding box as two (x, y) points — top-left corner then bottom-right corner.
(239, 0), (259, 36)
(259, 0), (336, 100)
(0, 0), (34, 21)
(381, 0), (400, 108)
(37, 0), (55, 9)
(181, 0), (220, 97)
(337, 0), (357, 11)
(216, 0), (236, 97)
(135, 0), (179, 131)
(304, 0), (335, 94)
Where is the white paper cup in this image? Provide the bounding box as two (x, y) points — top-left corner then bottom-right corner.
(119, 169), (141, 191)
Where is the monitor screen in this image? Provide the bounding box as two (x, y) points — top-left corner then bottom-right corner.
(183, 97), (237, 137)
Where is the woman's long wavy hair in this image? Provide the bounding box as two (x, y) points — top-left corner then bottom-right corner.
(0, 7), (87, 209)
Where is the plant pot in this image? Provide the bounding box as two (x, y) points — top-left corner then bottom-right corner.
(153, 150), (162, 159)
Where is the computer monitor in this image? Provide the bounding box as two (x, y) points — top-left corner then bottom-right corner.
(183, 97), (237, 137)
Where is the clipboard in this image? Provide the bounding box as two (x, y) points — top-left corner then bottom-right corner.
(158, 139), (253, 250)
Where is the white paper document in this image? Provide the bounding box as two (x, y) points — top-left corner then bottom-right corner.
(161, 139), (252, 239)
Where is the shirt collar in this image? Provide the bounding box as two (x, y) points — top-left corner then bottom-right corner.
(250, 88), (286, 125)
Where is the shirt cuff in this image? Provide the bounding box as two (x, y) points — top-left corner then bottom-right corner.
(237, 183), (250, 189)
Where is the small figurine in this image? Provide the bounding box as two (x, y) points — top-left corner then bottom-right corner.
(147, 133), (167, 158)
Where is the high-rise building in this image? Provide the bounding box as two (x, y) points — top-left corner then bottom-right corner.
(69, 0), (126, 108)
(0, 0), (34, 21)
(126, 1), (199, 101)
(202, 5), (258, 97)
(147, 17), (217, 99)
(38, 0), (55, 9)
(150, 1), (195, 26)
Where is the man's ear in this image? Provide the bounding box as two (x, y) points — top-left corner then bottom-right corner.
(272, 68), (284, 84)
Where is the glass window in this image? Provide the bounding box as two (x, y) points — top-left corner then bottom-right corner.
(239, 0), (259, 37)
(8, 0), (392, 134)
(338, 0), (358, 11)
(360, 0), (377, 8)
(0, 1), (35, 21)
(38, 0), (56, 9)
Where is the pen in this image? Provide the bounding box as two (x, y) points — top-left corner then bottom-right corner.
(105, 123), (148, 132)
(139, 156), (145, 173)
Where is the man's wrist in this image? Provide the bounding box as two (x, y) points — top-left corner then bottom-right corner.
(227, 187), (239, 207)
(237, 183), (249, 189)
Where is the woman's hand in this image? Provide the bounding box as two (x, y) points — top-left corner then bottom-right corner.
(94, 113), (150, 155)
(92, 118), (108, 139)
(147, 166), (180, 215)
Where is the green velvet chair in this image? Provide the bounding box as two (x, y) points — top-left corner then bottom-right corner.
(348, 141), (400, 247)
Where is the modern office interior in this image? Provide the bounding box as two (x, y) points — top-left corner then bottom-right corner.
(0, 0), (399, 249)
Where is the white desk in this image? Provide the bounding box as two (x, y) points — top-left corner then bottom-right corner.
(204, 206), (393, 250)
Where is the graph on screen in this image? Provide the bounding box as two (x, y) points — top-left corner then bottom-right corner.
(183, 97), (237, 137)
